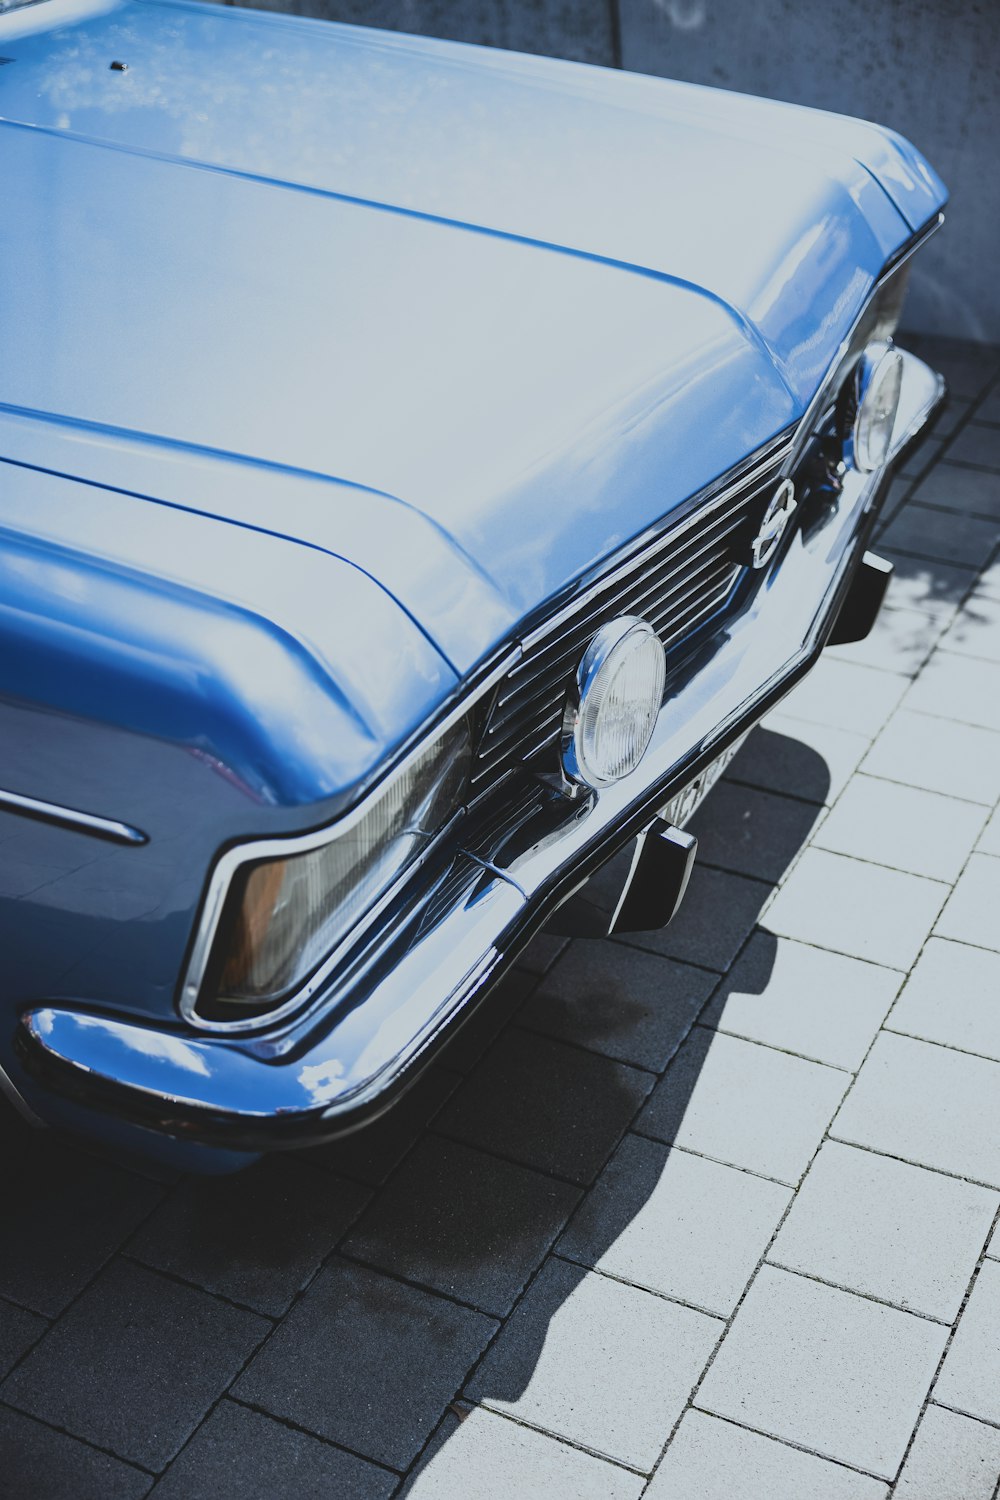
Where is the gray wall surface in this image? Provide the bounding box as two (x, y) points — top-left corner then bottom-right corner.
(223, 0), (999, 342)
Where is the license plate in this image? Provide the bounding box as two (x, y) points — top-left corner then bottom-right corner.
(658, 733), (748, 828)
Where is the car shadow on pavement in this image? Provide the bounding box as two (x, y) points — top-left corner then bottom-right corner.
(0, 728), (839, 1489)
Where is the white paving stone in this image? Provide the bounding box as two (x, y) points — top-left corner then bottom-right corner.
(779, 659), (907, 738)
(940, 591), (1000, 661)
(894, 1405), (1000, 1500)
(647, 1409), (887, 1500)
(887, 937), (1000, 1062)
(935, 853), (1000, 951)
(934, 1260), (1000, 1426)
(812, 775), (986, 883)
(467, 1258), (720, 1471)
(832, 1032), (1000, 1187)
(636, 1030), (849, 1186)
(978, 805), (1000, 855)
(702, 932), (900, 1071)
(860, 710), (1000, 806)
(905, 652), (1000, 732)
(404, 1406), (645, 1500)
(769, 1140), (998, 1322)
(695, 1265), (947, 1479)
(556, 1135), (791, 1317)
(764, 849), (948, 971)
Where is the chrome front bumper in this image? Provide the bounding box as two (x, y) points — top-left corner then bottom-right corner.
(14, 349), (945, 1149)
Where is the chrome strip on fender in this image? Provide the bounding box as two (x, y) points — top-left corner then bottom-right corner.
(0, 787), (147, 846)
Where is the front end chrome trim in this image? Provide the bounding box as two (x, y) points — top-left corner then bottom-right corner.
(21, 345), (946, 1148)
(177, 645), (520, 1033)
(0, 787), (147, 846)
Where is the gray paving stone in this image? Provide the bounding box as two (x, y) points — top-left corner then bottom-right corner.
(879, 550), (974, 618)
(931, 397), (973, 438)
(435, 970), (536, 1074)
(695, 1264), (947, 1479)
(516, 931), (570, 977)
(940, 590), (1000, 660)
(0, 1298), (46, 1380)
(637, 1028), (848, 1186)
(687, 781), (822, 884)
(832, 1032), (1000, 1187)
(894, 1404), (1000, 1500)
(149, 1399), (394, 1500)
(900, 338), (1000, 400)
(978, 804), (1000, 855)
(343, 1136), (579, 1316)
(827, 605), (945, 677)
(303, 1063), (459, 1184)
(975, 385), (1000, 424)
(934, 1259), (1000, 1425)
(467, 1257), (720, 1470)
(888, 937), (1000, 1063)
(979, 555), (1000, 600)
(879, 502), (1000, 568)
(876, 472), (913, 532)
(526, 940), (715, 1071)
(439, 1028), (653, 1186)
(769, 1140), (998, 1322)
(812, 775), (987, 883)
(234, 1259), (495, 1470)
(946, 422), (1000, 470)
(861, 709), (1000, 805)
(129, 1156), (368, 1317)
(617, 863), (769, 972)
(764, 848), (947, 971)
(646, 1408), (888, 1500)
(404, 1405), (645, 1500)
(726, 715), (869, 805)
(914, 461), (1000, 519)
(778, 658), (906, 738)
(898, 435), (946, 480)
(935, 853), (1000, 950)
(703, 932), (901, 1071)
(905, 651), (1000, 732)
(557, 1133), (790, 1316)
(0, 1406), (152, 1500)
(0, 1140), (163, 1317)
(2, 1259), (268, 1471)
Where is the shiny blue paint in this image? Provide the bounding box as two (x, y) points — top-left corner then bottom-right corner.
(0, 0), (947, 1161)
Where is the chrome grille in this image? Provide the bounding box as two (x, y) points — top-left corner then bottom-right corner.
(472, 438), (791, 793)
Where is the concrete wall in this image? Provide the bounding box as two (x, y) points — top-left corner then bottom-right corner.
(223, 0), (999, 342)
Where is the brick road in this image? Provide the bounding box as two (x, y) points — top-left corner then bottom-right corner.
(1, 333), (999, 1498)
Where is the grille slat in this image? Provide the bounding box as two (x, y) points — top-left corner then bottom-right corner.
(495, 538), (740, 712)
(471, 446), (787, 789)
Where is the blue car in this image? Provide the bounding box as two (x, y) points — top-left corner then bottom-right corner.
(0, 0), (945, 1169)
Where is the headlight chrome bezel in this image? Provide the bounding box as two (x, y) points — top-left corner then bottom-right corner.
(179, 695), (485, 1035)
(845, 340), (905, 474)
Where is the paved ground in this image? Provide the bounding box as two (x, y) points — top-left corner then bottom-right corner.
(2, 333), (1000, 1498)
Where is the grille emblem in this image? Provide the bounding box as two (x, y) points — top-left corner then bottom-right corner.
(751, 478), (796, 568)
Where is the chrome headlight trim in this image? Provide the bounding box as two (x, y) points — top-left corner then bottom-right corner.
(178, 648), (518, 1034)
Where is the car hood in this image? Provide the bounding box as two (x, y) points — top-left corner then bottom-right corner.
(0, 0), (946, 673)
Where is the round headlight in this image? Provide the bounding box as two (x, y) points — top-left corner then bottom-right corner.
(563, 617), (666, 789)
(849, 341), (904, 473)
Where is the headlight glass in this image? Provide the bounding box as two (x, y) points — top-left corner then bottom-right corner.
(563, 617), (666, 788)
(204, 718), (470, 1012)
(850, 342), (904, 473)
